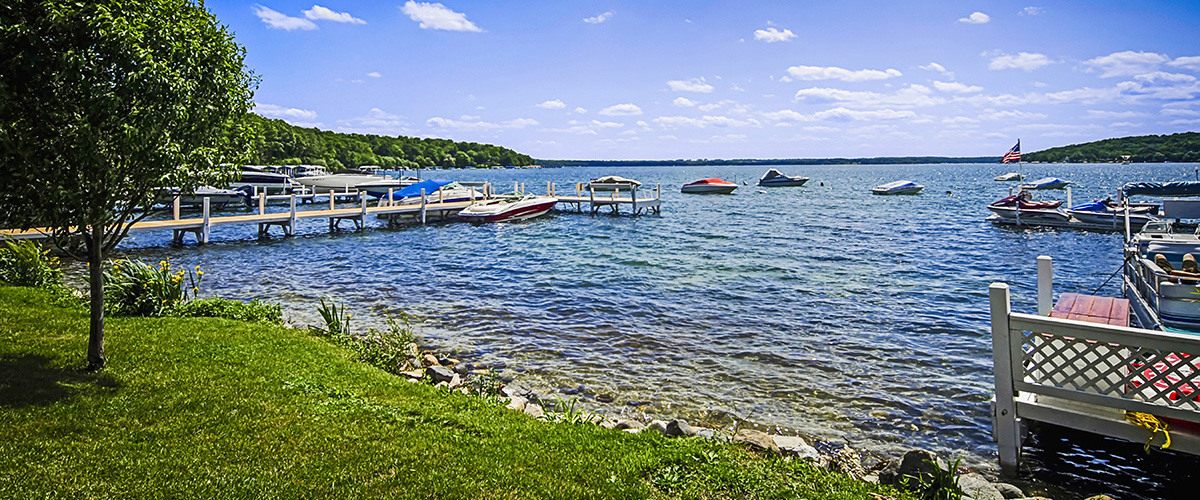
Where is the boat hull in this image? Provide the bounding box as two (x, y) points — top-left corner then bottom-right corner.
(459, 197), (558, 222)
(1066, 210), (1156, 228)
(758, 178), (809, 187)
(987, 206), (1069, 221)
(681, 184), (737, 194)
(872, 187), (924, 195)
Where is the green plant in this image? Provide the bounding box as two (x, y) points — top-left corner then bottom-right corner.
(902, 457), (964, 500)
(317, 297), (351, 337)
(547, 396), (597, 425)
(103, 259), (204, 317)
(0, 238), (63, 288)
(170, 298), (282, 324)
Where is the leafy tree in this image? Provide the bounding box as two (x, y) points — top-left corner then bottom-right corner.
(0, 0), (256, 370)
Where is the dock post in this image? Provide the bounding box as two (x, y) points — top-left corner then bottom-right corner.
(420, 189), (427, 225)
(547, 181), (551, 196)
(589, 187), (596, 214)
(514, 181), (518, 194)
(632, 186), (638, 215)
(1066, 186), (1072, 209)
(173, 196), (181, 221)
(329, 190), (335, 210)
(1037, 256), (1053, 315)
(288, 194), (297, 236)
(387, 188), (394, 207)
(200, 197), (211, 244)
(989, 283), (1021, 477)
(359, 192), (367, 230)
(259, 192), (266, 215)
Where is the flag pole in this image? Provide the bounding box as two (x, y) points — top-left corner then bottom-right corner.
(1017, 138), (1023, 184)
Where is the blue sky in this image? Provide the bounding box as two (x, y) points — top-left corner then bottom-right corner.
(207, 1), (1200, 160)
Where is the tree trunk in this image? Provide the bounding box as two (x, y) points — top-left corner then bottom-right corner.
(87, 225), (106, 371)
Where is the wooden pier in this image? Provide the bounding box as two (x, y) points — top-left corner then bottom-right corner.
(989, 256), (1200, 476)
(0, 181), (663, 244)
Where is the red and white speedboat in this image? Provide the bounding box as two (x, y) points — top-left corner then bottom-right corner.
(458, 194), (558, 223)
(681, 178), (738, 194)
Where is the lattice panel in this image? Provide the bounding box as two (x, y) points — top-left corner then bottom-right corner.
(1020, 330), (1200, 411)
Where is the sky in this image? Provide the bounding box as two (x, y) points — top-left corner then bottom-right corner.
(206, 1), (1200, 160)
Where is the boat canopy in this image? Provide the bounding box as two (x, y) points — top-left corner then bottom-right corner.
(876, 180), (918, 190)
(590, 175), (641, 186)
(1068, 200), (1107, 212)
(396, 179), (453, 198)
(1120, 181), (1200, 198)
(761, 169), (785, 180)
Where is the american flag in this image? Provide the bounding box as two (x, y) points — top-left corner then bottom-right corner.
(1001, 140), (1021, 163)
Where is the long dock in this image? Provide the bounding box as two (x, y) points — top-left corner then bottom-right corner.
(1, 181), (663, 244)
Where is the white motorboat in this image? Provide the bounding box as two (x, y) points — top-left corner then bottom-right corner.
(295, 170), (387, 193)
(157, 186), (249, 209)
(681, 178), (738, 194)
(872, 180), (924, 195)
(230, 165), (302, 194)
(1019, 177), (1072, 190)
(586, 175), (642, 192)
(1065, 199), (1158, 228)
(458, 194), (558, 222)
(356, 176), (421, 199)
(757, 169), (809, 187)
(1121, 181), (1200, 332)
(994, 172), (1023, 181)
(381, 179), (486, 205)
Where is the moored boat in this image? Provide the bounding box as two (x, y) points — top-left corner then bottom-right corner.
(231, 165), (303, 194)
(1019, 177), (1072, 190)
(1065, 199), (1158, 228)
(994, 172), (1023, 181)
(1122, 181), (1200, 333)
(987, 191), (1067, 221)
(357, 176), (421, 199)
(757, 169), (809, 187)
(681, 178), (738, 194)
(382, 179), (486, 204)
(157, 186), (250, 209)
(871, 180), (924, 195)
(295, 169), (387, 192)
(458, 193), (558, 222)
(586, 175), (642, 192)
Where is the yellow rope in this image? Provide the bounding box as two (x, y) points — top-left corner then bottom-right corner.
(1126, 411), (1171, 451)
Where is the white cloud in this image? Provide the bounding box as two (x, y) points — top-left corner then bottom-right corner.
(1019, 6), (1044, 16)
(932, 81), (983, 93)
(980, 110), (1047, 120)
(536, 99), (566, 109)
(988, 52), (1052, 71)
(598, 103), (643, 116)
(754, 27), (796, 43)
(920, 62), (946, 73)
(653, 115), (761, 128)
(958, 12), (990, 24)
(334, 108), (414, 135)
(1133, 72), (1197, 84)
(1086, 110), (1139, 118)
(673, 97), (698, 107)
(255, 103), (318, 121)
(254, 6), (318, 31)
(1084, 51), (1169, 78)
(1162, 108), (1200, 117)
(303, 5), (366, 24)
(792, 85), (941, 108)
(584, 11), (614, 24)
(667, 79), (714, 93)
(426, 116), (536, 130)
(400, 1), (482, 32)
(574, 107), (588, 114)
(811, 107), (916, 121)
(1168, 56), (1200, 72)
(762, 110), (807, 121)
(366, 72), (382, 78)
(592, 120), (623, 128)
(785, 65), (902, 82)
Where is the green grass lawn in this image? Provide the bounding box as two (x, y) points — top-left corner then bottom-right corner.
(0, 286), (910, 499)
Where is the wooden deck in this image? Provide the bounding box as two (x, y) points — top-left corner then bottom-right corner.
(1050, 292), (1130, 326)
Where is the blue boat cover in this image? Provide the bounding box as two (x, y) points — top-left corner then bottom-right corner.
(1120, 181), (1200, 198)
(395, 179), (453, 198)
(1068, 200), (1107, 212)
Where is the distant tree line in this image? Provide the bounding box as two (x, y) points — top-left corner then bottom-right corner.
(245, 114), (535, 170)
(1025, 132), (1200, 163)
(538, 156), (1000, 167)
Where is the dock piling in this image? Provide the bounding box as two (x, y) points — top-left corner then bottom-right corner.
(1037, 256), (1053, 315)
(200, 197), (211, 244)
(173, 196), (181, 221)
(420, 189), (427, 225)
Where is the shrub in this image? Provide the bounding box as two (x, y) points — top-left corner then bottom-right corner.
(104, 258), (202, 316)
(0, 238), (63, 288)
(171, 297), (283, 324)
(311, 302), (420, 375)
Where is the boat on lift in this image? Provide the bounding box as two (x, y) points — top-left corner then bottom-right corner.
(987, 191), (1068, 221)
(458, 193), (558, 222)
(231, 165), (304, 194)
(872, 180), (924, 195)
(157, 186), (250, 209)
(295, 169), (388, 193)
(681, 178), (738, 194)
(757, 169), (809, 187)
(381, 179), (486, 205)
(1065, 198), (1159, 229)
(1019, 177), (1072, 190)
(357, 176), (421, 199)
(586, 175), (642, 193)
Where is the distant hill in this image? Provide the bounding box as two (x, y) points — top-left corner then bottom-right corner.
(245, 114), (535, 169)
(1025, 132), (1200, 163)
(538, 157), (999, 167)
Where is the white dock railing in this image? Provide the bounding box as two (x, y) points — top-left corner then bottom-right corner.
(989, 282), (1200, 476)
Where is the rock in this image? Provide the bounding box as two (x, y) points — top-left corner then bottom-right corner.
(956, 473), (1003, 500)
(878, 449), (941, 488)
(401, 370), (425, 380)
(623, 428), (641, 434)
(772, 435), (819, 460)
(524, 403), (545, 418)
(403, 342), (419, 357)
(992, 483), (1024, 499)
(599, 418), (619, 430)
(501, 380), (534, 399)
(444, 357), (459, 365)
(647, 420), (669, 435)
(422, 353), (440, 367)
(615, 419), (645, 431)
(828, 447), (867, 481)
(434, 381), (448, 389)
(506, 396), (528, 412)
(453, 363), (472, 375)
(696, 428), (716, 439)
(665, 419), (696, 437)
(595, 394), (615, 403)
(448, 373), (462, 389)
(733, 429), (779, 453)
(426, 365), (455, 383)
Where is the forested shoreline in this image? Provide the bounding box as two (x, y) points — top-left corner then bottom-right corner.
(1024, 132), (1200, 163)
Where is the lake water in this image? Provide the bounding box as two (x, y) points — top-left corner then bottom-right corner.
(95, 162), (1200, 499)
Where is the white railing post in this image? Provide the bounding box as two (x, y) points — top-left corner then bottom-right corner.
(420, 188), (427, 224)
(258, 192), (266, 215)
(1037, 255), (1053, 316)
(329, 190), (335, 210)
(1066, 186), (1073, 209)
(173, 195), (181, 221)
(288, 193), (297, 236)
(990, 282), (1021, 477)
(360, 192), (367, 219)
(201, 197), (211, 244)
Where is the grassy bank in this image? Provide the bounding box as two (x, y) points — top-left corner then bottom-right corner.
(0, 285), (909, 499)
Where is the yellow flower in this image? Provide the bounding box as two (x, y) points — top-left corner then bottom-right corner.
(194, 265), (201, 270)
(159, 260), (167, 267)
(193, 287), (199, 293)
(197, 271), (204, 276)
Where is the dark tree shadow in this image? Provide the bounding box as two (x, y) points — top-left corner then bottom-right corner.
(0, 353), (121, 408)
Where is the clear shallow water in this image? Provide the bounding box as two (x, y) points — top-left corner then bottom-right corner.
(88, 163), (1200, 498)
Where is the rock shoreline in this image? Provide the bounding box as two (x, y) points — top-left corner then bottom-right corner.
(401, 345), (1106, 500)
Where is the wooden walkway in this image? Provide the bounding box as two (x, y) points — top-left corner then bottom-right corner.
(0, 181), (664, 244)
